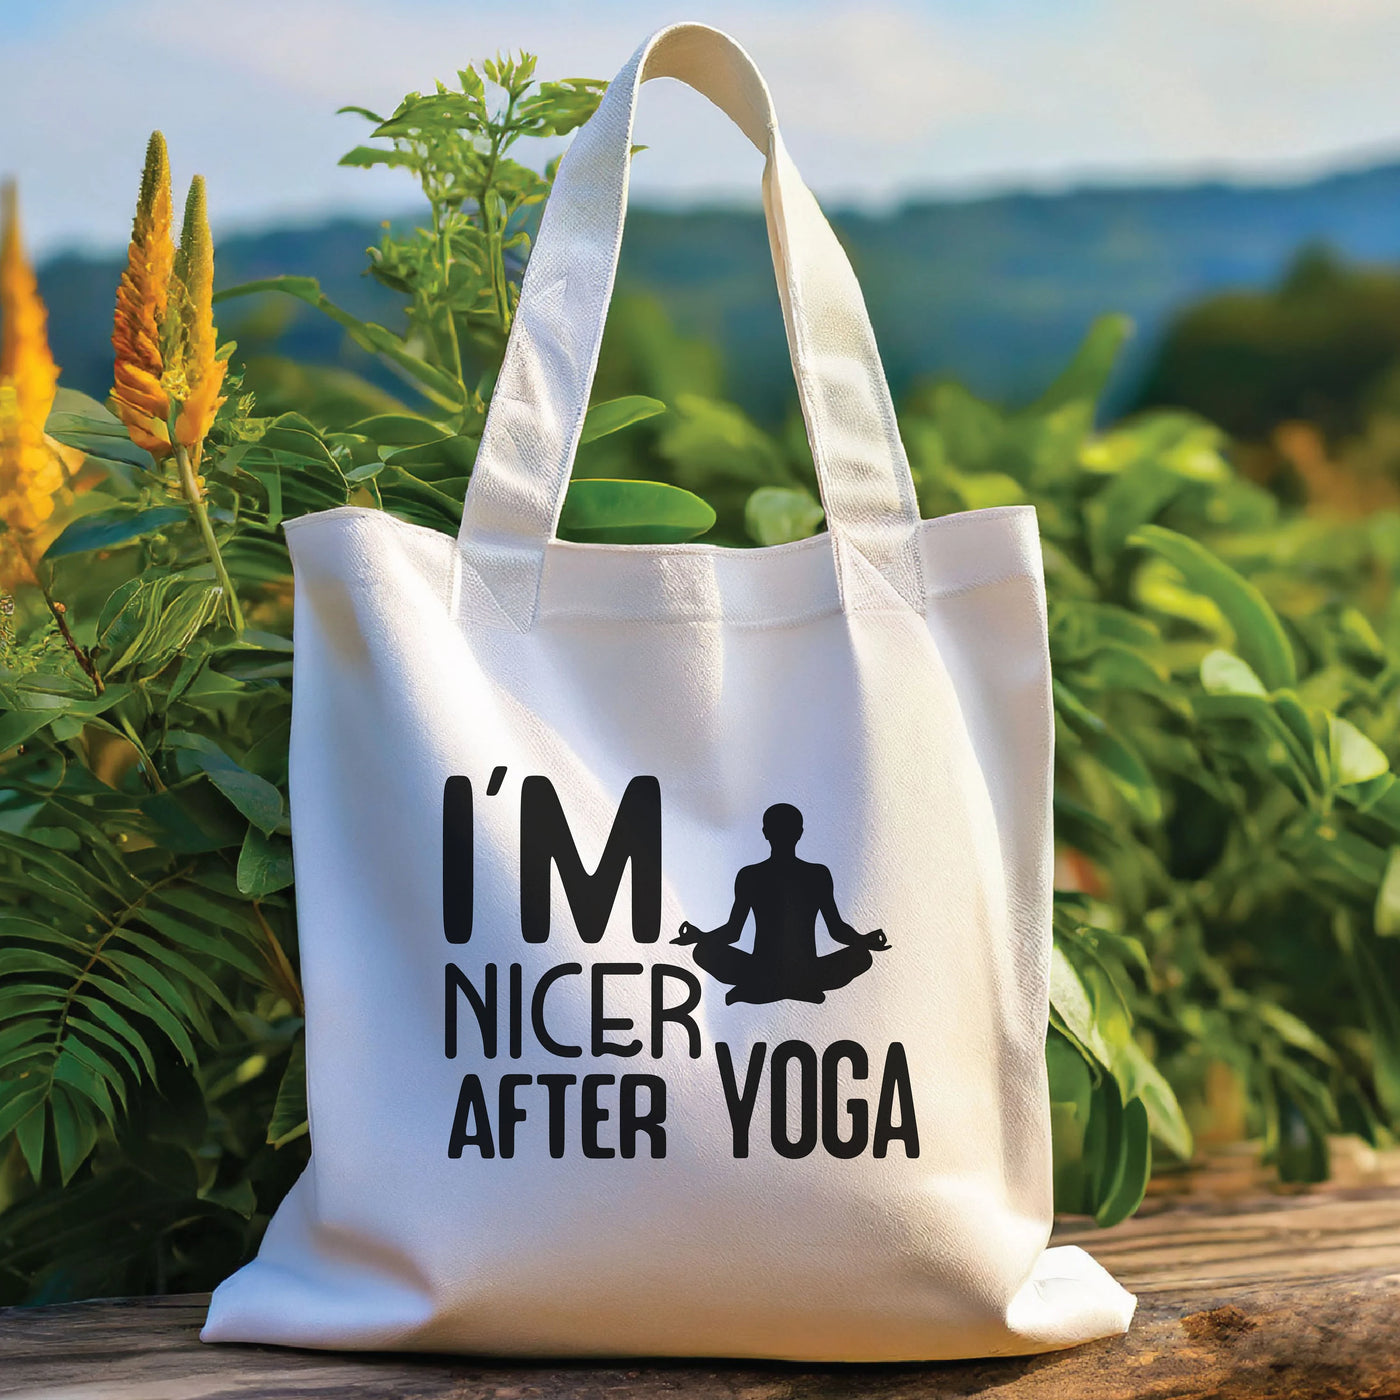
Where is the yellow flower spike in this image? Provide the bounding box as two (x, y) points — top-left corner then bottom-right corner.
(0, 180), (62, 586)
(112, 131), (175, 458)
(172, 175), (226, 462)
(163, 173), (241, 633)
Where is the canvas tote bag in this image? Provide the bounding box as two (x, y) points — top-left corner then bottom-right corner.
(202, 22), (1136, 1361)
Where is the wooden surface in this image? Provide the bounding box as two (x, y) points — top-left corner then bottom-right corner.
(3, 1144), (1400, 1400)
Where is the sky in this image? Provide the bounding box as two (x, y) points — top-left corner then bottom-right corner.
(5, 0), (1400, 256)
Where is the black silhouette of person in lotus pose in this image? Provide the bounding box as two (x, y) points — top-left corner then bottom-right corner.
(673, 803), (889, 1006)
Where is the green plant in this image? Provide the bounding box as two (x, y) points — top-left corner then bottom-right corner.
(1135, 245), (1400, 445)
(0, 57), (713, 1304)
(4, 47), (1399, 1304)
(901, 318), (1400, 1199)
(215, 55), (712, 544)
(586, 307), (1400, 1216)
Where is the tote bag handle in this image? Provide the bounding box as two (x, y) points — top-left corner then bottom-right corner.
(458, 23), (925, 626)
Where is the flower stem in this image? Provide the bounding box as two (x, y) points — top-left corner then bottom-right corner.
(479, 101), (515, 338)
(175, 442), (243, 633)
(431, 199), (467, 405)
(39, 580), (103, 696)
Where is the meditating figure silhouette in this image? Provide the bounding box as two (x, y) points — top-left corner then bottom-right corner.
(674, 803), (890, 1005)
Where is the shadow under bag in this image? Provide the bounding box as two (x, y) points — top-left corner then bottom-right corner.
(202, 21), (1137, 1361)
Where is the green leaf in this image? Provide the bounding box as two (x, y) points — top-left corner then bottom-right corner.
(58, 1035), (128, 1112)
(1336, 918), (1400, 1122)
(1080, 1068), (1124, 1220)
(96, 577), (222, 676)
(52, 1049), (116, 1123)
(0, 710), (56, 752)
(338, 145), (418, 171)
(213, 276), (464, 411)
(0, 1018), (54, 1063)
(557, 479), (716, 544)
(199, 1176), (258, 1217)
(347, 413), (451, 446)
(238, 826), (294, 897)
(165, 733), (284, 834)
(0, 1084), (47, 1145)
(944, 468), (1027, 511)
(79, 998), (157, 1081)
(0, 945), (83, 978)
(44, 427), (153, 470)
(155, 586), (227, 667)
(268, 1035), (308, 1148)
(579, 396), (666, 444)
(1094, 1093), (1151, 1227)
(1083, 729), (1162, 824)
(1116, 1040), (1193, 1162)
(1049, 944), (1113, 1069)
(50, 1083), (99, 1185)
(143, 903), (266, 983)
(85, 970), (197, 1066)
(1257, 1002), (1339, 1066)
(658, 393), (786, 486)
(70, 1016), (145, 1087)
(1193, 693), (1316, 793)
(1047, 1030), (1095, 1214)
(107, 927), (233, 1019)
(1200, 648), (1267, 698)
(383, 436), (477, 477)
(44, 506), (186, 560)
(47, 387), (121, 425)
(100, 950), (211, 1047)
(1270, 1065), (1334, 1185)
(1130, 524), (1296, 690)
(745, 486), (825, 546)
(1086, 463), (1184, 564)
(13, 1100), (45, 1182)
(1031, 314), (1131, 414)
(1329, 714), (1389, 786)
(1376, 847), (1400, 938)
(1273, 692), (1321, 776)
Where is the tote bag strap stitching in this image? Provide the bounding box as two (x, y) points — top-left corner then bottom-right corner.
(453, 39), (658, 630)
(761, 144), (924, 614)
(459, 22), (923, 627)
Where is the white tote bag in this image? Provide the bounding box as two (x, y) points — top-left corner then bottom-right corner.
(203, 22), (1136, 1362)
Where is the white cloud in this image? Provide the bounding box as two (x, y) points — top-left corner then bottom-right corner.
(4, 0), (1400, 256)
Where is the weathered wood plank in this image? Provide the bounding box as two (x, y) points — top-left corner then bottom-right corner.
(1059, 1184), (1400, 1290)
(3, 1272), (1400, 1400)
(3, 1155), (1399, 1400)
(1144, 1134), (1400, 1202)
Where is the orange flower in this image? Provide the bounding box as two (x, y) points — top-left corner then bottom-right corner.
(171, 175), (226, 463)
(111, 132), (174, 458)
(0, 181), (62, 586)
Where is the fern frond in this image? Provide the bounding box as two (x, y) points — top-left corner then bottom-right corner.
(0, 840), (268, 1184)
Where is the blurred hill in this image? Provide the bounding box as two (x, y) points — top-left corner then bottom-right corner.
(39, 157), (1400, 423)
(1135, 245), (1400, 441)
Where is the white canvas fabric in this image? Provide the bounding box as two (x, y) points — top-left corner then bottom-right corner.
(202, 22), (1137, 1361)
